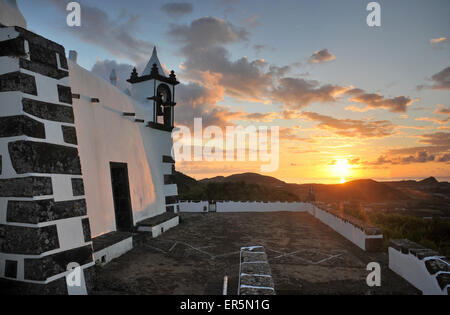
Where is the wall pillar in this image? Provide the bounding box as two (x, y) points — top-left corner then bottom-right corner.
(0, 26), (94, 294)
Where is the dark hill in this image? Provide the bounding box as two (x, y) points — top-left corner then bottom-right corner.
(419, 177), (439, 185)
(311, 179), (409, 202)
(200, 172), (286, 187)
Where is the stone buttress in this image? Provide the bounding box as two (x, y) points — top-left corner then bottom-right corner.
(0, 25), (94, 294)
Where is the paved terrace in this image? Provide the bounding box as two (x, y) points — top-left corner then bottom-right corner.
(92, 212), (419, 295)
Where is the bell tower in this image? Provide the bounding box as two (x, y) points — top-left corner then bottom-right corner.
(127, 47), (179, 130)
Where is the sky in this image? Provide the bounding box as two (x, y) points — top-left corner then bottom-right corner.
(18, 0), (450, 183)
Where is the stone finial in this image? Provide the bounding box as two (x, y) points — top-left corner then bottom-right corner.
(69, 50), (78, 63)
(151, 63), (159, 76)
(130, 67), (138, 80)
(169, 70), (177, 81)
(110, 68), (118, 86)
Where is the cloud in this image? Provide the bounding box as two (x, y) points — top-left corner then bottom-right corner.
(430, 37), (449, 45)
(168, 16), (249, 48)
(253, 44), (274, 55)
(363, 150), (450, 166)
(169, 16), (414, 114)
(270, 80), (414, 113)
(91, 59), (134, 91)
(168, 17), (280, 103)
(175, 81), (227, 127)
(345, 105), (372, 113)
(415, 116), (450, 125)
(430, 66), (450, 90)
(399, 151), (435, 164)
(47, 0), (154, 64)
(346, 88), (415, 113)
(309, 49), (336, 64)
(271, 78), (348, 109)
(301, 111), (395, 138)
(279, 127), (316, 143)
(369, 132), (450, 165)
(419, 132), (450, 147)
(160, 2), (193, 18)
(438, 154), (450, 162)
(435, 104), (450, 116)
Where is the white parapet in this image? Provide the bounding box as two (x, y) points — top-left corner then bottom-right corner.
(137, 215), (180, 238)
(179, 201), (312, 213)
(93, 236), (133, 266)
(311, 205), (383, 252)
(388, 239), (449, 295)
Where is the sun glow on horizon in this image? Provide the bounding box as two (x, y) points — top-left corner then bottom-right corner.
(331, 159), (350, 184)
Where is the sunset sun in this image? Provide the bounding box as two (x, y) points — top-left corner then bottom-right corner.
(331, 159), (350, 183)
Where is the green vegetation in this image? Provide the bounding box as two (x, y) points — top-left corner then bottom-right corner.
(202, 182), (300, 202)
(340, 202), (450, 257)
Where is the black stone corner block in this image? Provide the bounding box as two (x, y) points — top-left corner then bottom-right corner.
(165, 195), (179, 205)
(0, 276), (68, 295)
(71, 178), (85, 196)
(436, 273), (450, 291)
(62, 125), (78, 145)
(7, 199), (87, 224)
(20, 58), (69, 80)
(4, 260), (18, 279)
(0, 115), (45, 139)
(1, 224), (60, 255)
(0, 176), (53, 198)
(0, 37), (26, 57)
(22, 98), (75, 124)
(8, 141), (82, 175)
(81, 218), (91, 242)
(166, 205), (175, 213)
(24, 245), (93, 281)
(147, 121), (174, 133)
(0, 71), (37, 95)
(14, 26), (66, 58)
(162, 155), (175, 164)
(425, 258), (450, 275)
(57, 84), (73, 104)
(164, 174), (176, 185)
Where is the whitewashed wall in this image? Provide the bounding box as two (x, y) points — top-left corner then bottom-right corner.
(310, 206), (382, 251)
(389, 247), (449, 295)
(179, 201), (311, 213)
(69, 61), (173, 237)
(217, 201), (312, 212)
(179, 201), (209, 212)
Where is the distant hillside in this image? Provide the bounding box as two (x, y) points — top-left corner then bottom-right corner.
(175, 172), (299, 201)
(310, 179), (410, 202)
(174, 171), (205, 200)
(176, 172), (449, 204)
(201, 172), (286, 187)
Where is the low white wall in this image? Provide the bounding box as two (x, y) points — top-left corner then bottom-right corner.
(313, 206), (365, 250)
(389, 247), (449, 295)
(179, 201), (210, 212)
(179, 201), (381, 251)
(311, 206), (382, 251)
(93, 236), (133, 266)
(217, 201), (311, 212)
(137, 216), (180, 237)
(179, 201), (312, 213)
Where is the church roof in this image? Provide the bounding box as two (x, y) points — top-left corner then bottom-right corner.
(142, 46), (167, 77)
